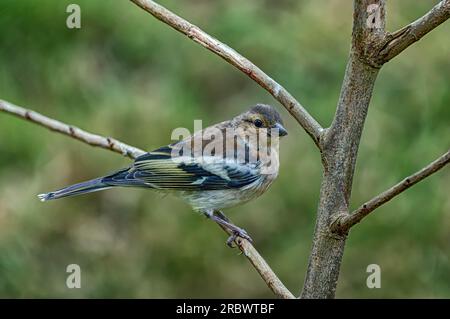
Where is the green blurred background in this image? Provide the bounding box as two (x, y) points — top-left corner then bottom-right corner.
(0, 0), (449, 298)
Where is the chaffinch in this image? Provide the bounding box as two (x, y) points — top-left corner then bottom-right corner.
(38, 104), (288, 245)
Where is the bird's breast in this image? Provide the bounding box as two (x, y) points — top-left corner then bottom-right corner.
(178, 161), (279, 212)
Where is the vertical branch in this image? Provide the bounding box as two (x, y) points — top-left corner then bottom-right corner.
(301, 0), (386, 298)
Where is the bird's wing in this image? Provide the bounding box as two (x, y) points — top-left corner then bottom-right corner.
(118, 145), (261, 190)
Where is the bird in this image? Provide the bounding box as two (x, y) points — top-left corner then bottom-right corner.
(38, 104), (288, 246)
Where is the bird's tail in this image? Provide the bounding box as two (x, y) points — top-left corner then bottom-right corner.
(38, 177), (111, 202)
(38, 167), (152, 202)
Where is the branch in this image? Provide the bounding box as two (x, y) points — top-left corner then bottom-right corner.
(129, 0), (323, 148)
(335, 149), (450, 231)
(377, 0), (450, 64)
(0, 98), (295, 299)
(0, 99), (145, 160)
(216, 221), (295, 299)
(300, 0), (386, 299)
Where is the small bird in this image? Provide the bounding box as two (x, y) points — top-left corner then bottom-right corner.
(38, 104), (287, 246)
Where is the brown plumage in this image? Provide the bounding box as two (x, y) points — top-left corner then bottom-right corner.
(39, 104), (287, 246)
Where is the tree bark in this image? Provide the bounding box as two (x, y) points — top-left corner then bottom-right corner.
(301, 0), (385, 298)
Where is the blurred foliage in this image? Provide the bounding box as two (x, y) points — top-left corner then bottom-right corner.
(0, 0), (449, 298)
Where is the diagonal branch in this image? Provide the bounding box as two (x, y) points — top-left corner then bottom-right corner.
(129, 0), (323, 148)
(0, 98), (295, 299)
(215, 220), (295, 299)
(377, 0), (450, 65)
(0, 99), (145, 160)
(334, 149), (450, 231)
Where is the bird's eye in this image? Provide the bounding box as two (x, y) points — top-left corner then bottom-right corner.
(254, 119), (263, 128)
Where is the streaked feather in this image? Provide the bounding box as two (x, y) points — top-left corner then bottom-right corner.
(38, 104), (284, 210)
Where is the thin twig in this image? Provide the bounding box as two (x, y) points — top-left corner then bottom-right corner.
(334, 150), (450, 231)
(0, 98), (295, 299)
(0, 99), (145, 159)
(129, 0), (323, 148)
(377, 0), (450, 64)
(214, 211), (295, 299)
(235, 238), (295, 299)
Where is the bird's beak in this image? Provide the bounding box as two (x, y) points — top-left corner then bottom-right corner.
(274, 122), (288, 137)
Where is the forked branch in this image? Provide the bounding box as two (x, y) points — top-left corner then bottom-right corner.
(377, 0), (450, 65)
(0, 98), (295, 299)
(335, 149), (450, 231)
(129, 0), (323, 148)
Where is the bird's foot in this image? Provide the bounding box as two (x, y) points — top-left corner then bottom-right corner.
(205, 210), (253, 248)
(225, 227), (252, 248)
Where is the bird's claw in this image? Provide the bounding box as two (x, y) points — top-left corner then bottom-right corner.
(226, 228), (253, 248)
(206, 210), (253, 248)
(226, 233), (237, 248)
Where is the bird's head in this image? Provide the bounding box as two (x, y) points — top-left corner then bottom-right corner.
(233, 104), (288, 139)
